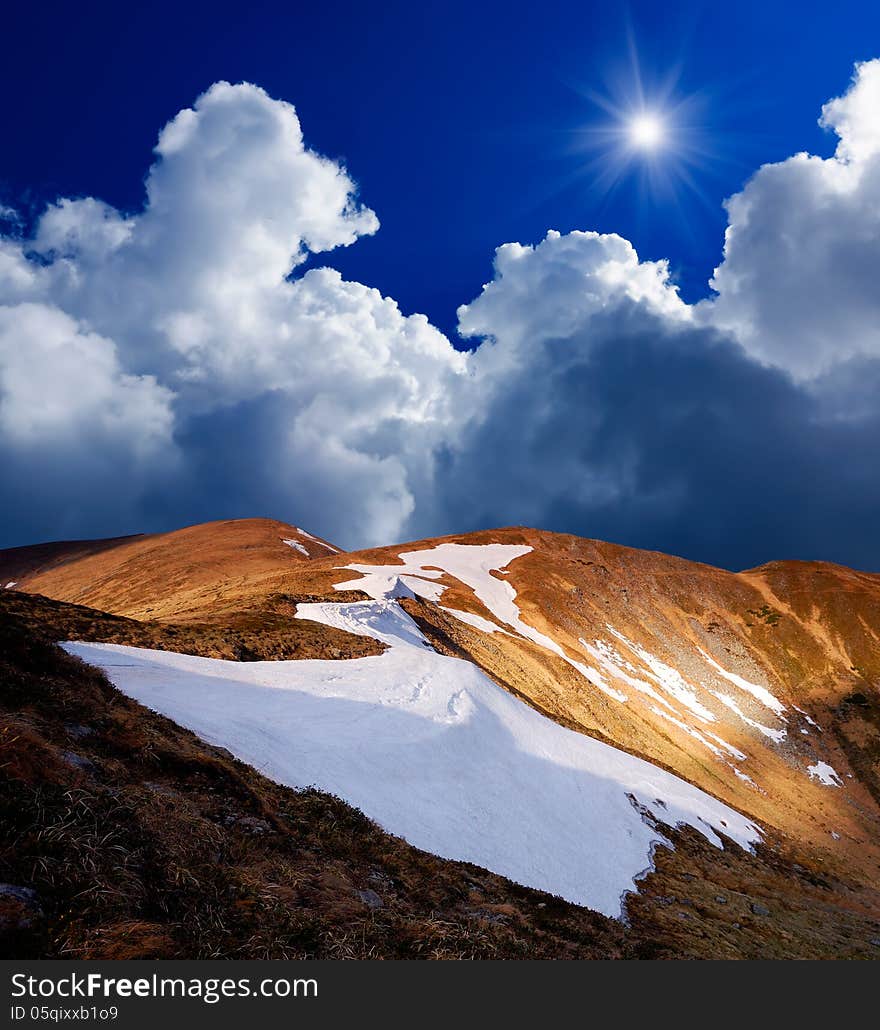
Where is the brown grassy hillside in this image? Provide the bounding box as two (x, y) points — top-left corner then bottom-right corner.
(3, 590), (880, 959)
(1, 518), (338, 620)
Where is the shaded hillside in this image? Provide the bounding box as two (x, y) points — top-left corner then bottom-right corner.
(0, 590), (382, 663)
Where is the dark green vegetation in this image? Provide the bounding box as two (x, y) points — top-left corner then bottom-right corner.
(745, 604), (782, 627)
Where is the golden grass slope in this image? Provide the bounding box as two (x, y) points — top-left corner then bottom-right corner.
(1, 518), (340, 620)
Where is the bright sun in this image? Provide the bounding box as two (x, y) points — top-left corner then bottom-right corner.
(567, 49), (711, 205)
(629, 114), (664, 150)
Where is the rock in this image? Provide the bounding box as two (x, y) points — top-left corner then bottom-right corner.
(231, 644), (259, 662)
(234, 816), (272, 835)
(357, 888), (384, 910)
(64, 723), (94, 740)
(750, 902), (770, 916)
(466, 908), (506, 924)
(870, 938), (880, 948)
(221, 813), (271, 834)
(205, 744), (236, 763)
(0, 884), (39, 906)
(0, 884), (43, 931)
(715, 895), (728, 904)
(60, 751), (96, 774)
(144, 781), (180, 799)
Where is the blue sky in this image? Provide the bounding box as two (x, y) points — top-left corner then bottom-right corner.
(2, 1), (880, 570)
(4, 0), (874, 335)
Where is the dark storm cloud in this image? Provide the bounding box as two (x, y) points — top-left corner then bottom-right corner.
(433, 305), (880, 570)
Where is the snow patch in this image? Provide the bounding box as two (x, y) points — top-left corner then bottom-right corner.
(698, 649), (786, 715)
(338, 543), (627, 702)
(711, 692), (787, 743)
(808, 761), (842, 787)
(607, 627), (715, 722)
(703, 731), (747, 762)
(63, 599), (761, 918)
(282, 538), (310, 557)
(733, 768), (757, 787)
(793, 704), (820, 730)
(4, 581), (16, 589)
(649, 708), (745, 765)
(580, 638), (676, 712)
(295, 599), (428, 649)
(585, 638), (747, 766)
(440, 607), (511, 635)
(295, 527), (340, 553)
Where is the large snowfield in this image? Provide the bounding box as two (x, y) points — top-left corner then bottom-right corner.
(62, 543), (762, 917)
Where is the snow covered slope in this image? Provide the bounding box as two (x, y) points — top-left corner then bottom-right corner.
(63, 586), (761, 918)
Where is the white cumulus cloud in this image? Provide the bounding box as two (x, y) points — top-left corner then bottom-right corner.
(0, 303), (172, 447)
(0, 81), (467, 547)
(706, 59), (880, 379)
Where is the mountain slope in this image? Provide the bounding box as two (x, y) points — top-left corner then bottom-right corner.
(5, 519), (880, 956)
(4, 589), (879, 959)
(0, 534), (143, 588)
(2, 518), (340, 620)
(0, 599), (624, 959)
(63, 626), (759, 918)
(259, 529), (880, 881)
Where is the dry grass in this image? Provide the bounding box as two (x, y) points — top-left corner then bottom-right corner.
(0, 590), (381, 662)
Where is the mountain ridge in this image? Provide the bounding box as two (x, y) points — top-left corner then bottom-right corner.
(3, 517), (880, 956)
